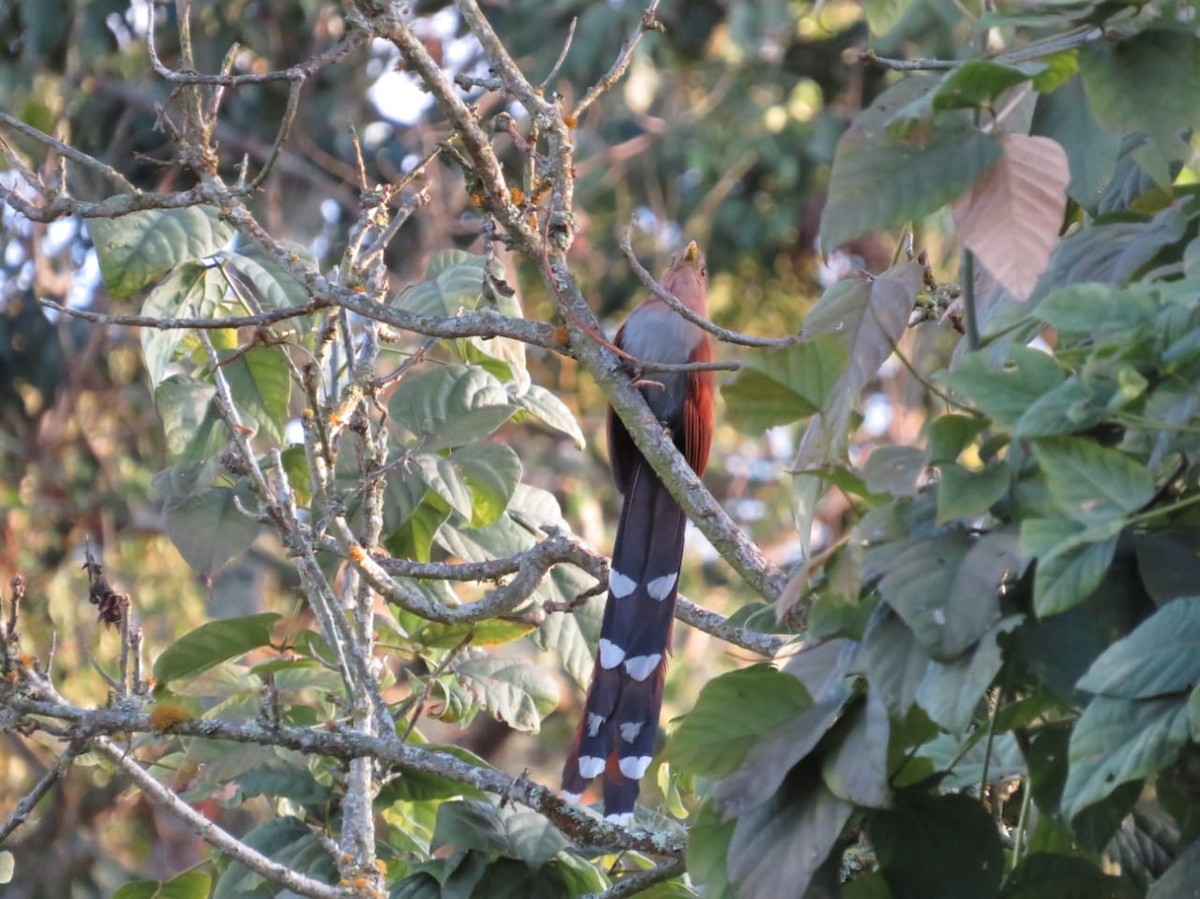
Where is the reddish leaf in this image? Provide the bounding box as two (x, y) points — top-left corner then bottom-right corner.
(952, 133), (1069, 301)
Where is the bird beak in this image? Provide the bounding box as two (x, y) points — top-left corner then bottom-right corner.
(684, 241), (698, 263)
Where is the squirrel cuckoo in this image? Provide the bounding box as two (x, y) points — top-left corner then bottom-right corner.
(562, 241), (714, 824)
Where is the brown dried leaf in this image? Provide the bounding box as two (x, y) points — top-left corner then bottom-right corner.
(952, 133), (1069, 301)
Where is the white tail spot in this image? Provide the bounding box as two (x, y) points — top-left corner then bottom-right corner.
(605, 812), (633, 827)
(578, 756), (605, 779)
(646, 572), (677, 601)
(586, 712), (605, 737)
(619, 721), (642, 743)
(624, 653), (662, 682)
(561, 791), (583, 804)
(619, 755), (652, 780)
(598, 638), (625, 669)
(608, 570), (637, 598)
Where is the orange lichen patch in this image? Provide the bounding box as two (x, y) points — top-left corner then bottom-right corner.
(148, 703), (194, 732)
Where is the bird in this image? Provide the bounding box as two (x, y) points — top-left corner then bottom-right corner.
(562, 240), (715, 825)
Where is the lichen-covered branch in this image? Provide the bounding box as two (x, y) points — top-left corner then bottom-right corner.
(5, 685), (687, 859)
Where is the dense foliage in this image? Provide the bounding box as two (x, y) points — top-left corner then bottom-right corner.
(4, 0), (1200, 898)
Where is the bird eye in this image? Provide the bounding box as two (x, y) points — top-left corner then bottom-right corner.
(700, 266), (708, 277)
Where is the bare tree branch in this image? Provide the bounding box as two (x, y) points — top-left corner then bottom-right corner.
(91, 734), (356, 898)
(7, 685), (687, 859)
(620, 229), (801, 349)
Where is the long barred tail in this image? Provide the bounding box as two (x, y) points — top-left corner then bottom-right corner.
(562, 458), (686, 823)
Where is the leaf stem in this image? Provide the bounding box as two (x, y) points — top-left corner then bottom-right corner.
(1010, 777), (1033, 872)
(962, 250), (981, 351)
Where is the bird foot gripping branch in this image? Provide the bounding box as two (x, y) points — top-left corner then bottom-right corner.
(562, 241), (714, 824)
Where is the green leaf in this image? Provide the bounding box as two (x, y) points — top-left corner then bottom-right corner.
(1002, 853), (1137, 899)
(1038, 206), (1186, 295)
(153, 376), (230, 463)
(926, 414), (988, 464)
(163, 484), (264, 576)
(212, 816), (335, 898)
(1031, 75), (1120, 208)
(714, 691), (851, 820)
(432, 799), (511, 856)
(726, 766), (854, 899)
(667, 664), (813, 779)
(112, 872), (212, 899)
(1148, 837), (1200, 899)
(861, 0), (914, 35)
(279, 445), (311, 506)
(500, 807), (569, 870)
(410, 452), (474, 520)
(549, 851), (609, 895)
(395, 250), (487, 316)
(1135, 534), (1200, 606)
(390, 364), (515, 449)
(804, 263), (924, 398)
(1062, 695), (1190, 820)
(917, 731), (1025, 790)
(1014, 376), (1120, 440)
(844, 874), (894, 899)
(218, 243), (318, 337)
(1079, 28), (1200, 187)
(1030, 51), (1079, 93)
(874, 531), (1023, 658)
(511, 384), (585, 449)
(821, 688), (891, 807)
(140, 263), (228, 388)
(534, 587), (602, 689)
(376, 745), (490, 804)
(820, 77), (1002, 249)
(915, 616), (1020, 733)
(872, 792), (1003, 899)
(932, 60), (1033, 111)
(452, 655), (559, 733)
(860, 606), (932, 716)
(450, 443), (521, 527)
(235, 766), (333, 805)
(936, 462), (1009, 525)
(1034, 283), (1159, 336)
(942, 347), (1064, 427)
(862, 445), (927, 499)
(1032, 529), (1119, 618)
(721, 336), (848, 433)
(219, 346), (292, 443)
(87, 206), (234, 298)
(113, 883), (160, 899)
(1032, 436), (1154, 525)
(1076, 596), (1200, 699)
(153, 613), (280, 686)
(461, 274), (529, 390)
(687, 801), (736, 899)
(1010, 555), (1137, 697)
(413, 618), (537, 650)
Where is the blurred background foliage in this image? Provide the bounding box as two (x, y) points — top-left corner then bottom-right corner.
(0, 0), (959, 891)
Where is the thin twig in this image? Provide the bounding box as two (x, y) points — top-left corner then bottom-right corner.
(91, 734), (354, 898)
(398, 634), (473, 744)
(584, 858), (687, 899)
(0, 739), (84, 844)
(858, 25), (1104, 72)
(243, 78), (304, 192)
(540, 17), (578, 89)
(0, 111), (138, 193)
(574, 1), (664, 120)
(147, 0), (367, 86)
(620, 229), (801, 349)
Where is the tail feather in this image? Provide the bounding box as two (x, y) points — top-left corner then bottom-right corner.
(562, 458), (685, 818)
